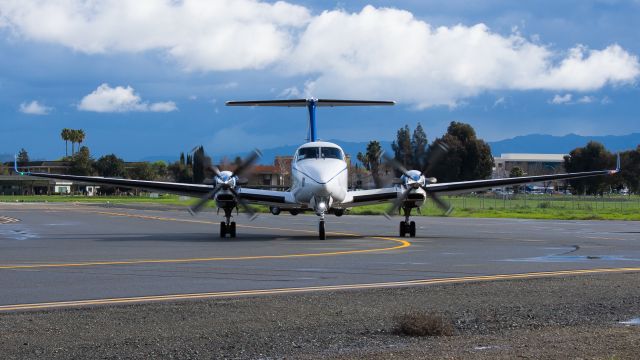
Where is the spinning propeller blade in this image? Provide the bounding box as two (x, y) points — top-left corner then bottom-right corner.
(189, 188), (220, 215)
(189, 149), (261, 218)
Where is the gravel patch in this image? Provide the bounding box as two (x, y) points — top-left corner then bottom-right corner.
(1, 273), (640, 359)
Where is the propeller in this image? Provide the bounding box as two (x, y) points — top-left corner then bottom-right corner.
(189, 149), (262, 217)
(383, 141), (453, 217)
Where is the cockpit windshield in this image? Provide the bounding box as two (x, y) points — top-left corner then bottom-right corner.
(321, 147), (343, 160)
(297, 147), (319, 161)
(296, 147), (344, 161)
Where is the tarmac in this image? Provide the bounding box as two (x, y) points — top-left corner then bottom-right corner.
(1, 202), (640, 311)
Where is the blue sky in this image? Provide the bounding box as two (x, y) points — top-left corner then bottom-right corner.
(1, 0), (639, 161)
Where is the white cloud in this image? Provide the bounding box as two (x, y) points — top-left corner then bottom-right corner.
(19, 100), (52, 115)
(550, 93), (573, 104)
(1, 2), (639, 108)
(577, 95), (595, 104)
(78, 83), (177, 113)
(286, 6), (640, 108)
(0, 0), (310, 71)
(493, 97), (506, 108)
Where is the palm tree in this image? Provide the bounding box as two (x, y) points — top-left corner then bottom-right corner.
(76, 129), (85, 150)
(70, 130), (76, 155)
(61, 128), (71, 157)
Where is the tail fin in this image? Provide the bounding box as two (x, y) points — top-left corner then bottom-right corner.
(226, 98), (395, 142)
(13, 154), (27, 176)
(616, 152), (621, 172)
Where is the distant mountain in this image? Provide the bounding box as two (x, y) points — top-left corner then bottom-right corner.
(488, 133), (640, 156)
(133, 133), (640, 164)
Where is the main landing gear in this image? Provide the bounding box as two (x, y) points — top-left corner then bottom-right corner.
(399, 207), (416, 237)
(220, 207), (237, 238)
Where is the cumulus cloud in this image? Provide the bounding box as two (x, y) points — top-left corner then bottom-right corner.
(78, 84), (177, 113)
(577, 95), (596, 104)
(0, 0), (310, 71)
(287, 6), (639, 108)
(550, 94), (573, 105)
(19, 100), (52, 115)
(1, 2), (639, 107)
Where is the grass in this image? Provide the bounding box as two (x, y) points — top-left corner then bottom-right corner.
(393, 312), (455, 337)
(1, 194), (639, 221)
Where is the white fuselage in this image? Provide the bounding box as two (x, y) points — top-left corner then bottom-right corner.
(290, 141), (348, 211)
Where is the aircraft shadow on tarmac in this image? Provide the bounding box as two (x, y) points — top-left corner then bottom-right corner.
(86, 233), (373, 243)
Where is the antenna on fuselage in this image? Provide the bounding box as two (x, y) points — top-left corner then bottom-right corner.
(225, 98), (395, 142)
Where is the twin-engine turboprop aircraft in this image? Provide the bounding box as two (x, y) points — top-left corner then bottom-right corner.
(15, 98), (620, 239)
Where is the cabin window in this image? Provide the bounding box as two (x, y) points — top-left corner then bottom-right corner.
(321, 147), (343, 160)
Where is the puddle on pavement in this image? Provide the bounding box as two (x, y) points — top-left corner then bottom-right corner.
(502, 245), (639, 262)
(502, 254), (639, 262)
(620, 318), (640, 325)
(0, 228), (38, 241)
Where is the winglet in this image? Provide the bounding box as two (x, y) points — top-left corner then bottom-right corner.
(13, 154), (27, 176)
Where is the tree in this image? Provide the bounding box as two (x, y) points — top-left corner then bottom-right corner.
(76, 129), (85, 149)
(391, 125), (412, 174)
(128, 162), (155, 181)
(94, 154), (126, 177)
(192, 146), (212, 184)
(564, 141), (615, 195)
(151, 161), (169, 180)
(357, 140), (383, 187)
(17, 148), (29, 165)
(69, 146), (94, 175)
(169, 161), (193, 183)
(428, 122), (494, 182)
(509, 166), (524, 177)
(618, 146), (640, 194)
(411, 122), (428, 170)
(61, 128), (71, 157)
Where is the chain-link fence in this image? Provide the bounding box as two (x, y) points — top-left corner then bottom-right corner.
(436, 194), (640, 211)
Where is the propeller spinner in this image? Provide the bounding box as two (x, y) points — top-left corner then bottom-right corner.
(383, 141), (453, 217)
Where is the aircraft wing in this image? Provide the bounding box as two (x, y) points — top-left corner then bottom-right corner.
(22, 171), (299, 206)
(236, 187), (297, 207)
(21, 172), (213, 197)
(343, 160), (619, 206)
(343, 187), (402, 207)
(425, 168), (619, 195)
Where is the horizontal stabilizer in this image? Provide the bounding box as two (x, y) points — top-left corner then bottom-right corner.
(226, 99), (395, 107)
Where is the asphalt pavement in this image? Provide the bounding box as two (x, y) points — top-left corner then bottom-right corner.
(1, 202), (639, 309)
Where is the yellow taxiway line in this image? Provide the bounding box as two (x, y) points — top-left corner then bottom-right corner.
(0, 210), (411, 270)
(1, 267), (639, 312)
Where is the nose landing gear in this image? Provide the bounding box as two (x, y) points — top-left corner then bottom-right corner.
(319, 218), (326, 240)
(220, 207), (237, 238)
(399, 207), (416, 237)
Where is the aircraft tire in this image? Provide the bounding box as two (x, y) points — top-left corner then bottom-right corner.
(229, 222), (237, 238)
(409, 221), (416, 237)
(319, 220), (326, 240)
(399, 221), (406, 237)
(220, 221), (227, 238)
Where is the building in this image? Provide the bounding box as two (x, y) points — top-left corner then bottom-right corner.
(493, 153), (567, 178)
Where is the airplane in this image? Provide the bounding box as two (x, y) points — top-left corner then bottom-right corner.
(14, 98), (621, 240)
